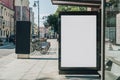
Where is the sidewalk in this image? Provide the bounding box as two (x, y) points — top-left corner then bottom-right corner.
(0, 39), (100, 80)
(105, 42), (120, 80)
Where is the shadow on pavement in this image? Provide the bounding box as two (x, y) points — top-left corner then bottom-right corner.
(29, 57), (58, 60)
(36, 77), (53, 80)
(66, 75), (101, 80)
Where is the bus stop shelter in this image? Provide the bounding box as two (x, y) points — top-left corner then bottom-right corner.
(51, 0), (101, 7)
(51, 0), (104, 80)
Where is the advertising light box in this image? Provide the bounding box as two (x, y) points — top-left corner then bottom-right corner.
(59, 11), (101, 73)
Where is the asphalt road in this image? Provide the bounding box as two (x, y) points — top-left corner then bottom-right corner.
(0, 43), (15, 58)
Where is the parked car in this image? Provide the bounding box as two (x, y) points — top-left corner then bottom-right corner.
(9, 35), (15, 44)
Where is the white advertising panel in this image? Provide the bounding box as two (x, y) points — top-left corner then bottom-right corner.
(61, 15), (97, 67)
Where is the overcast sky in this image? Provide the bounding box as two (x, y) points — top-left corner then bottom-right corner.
(29, 0), (58, 27)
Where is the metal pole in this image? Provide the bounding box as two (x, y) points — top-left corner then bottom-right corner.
(101, 0), (105, 79)
(20, 0), (23, 21)
(38, 0), (40, 39)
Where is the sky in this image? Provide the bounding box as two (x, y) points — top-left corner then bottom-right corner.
(29, 0), (58, 27)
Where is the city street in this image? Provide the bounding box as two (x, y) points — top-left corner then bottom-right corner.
(0, 43), (15, 58)
(0, 39), (101, 80)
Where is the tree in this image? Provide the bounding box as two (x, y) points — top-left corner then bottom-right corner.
(55, 5), (87, 15)
(106, 0), (119, 27)
(44, 5), (87, 33)
(48, 14), (58, 33)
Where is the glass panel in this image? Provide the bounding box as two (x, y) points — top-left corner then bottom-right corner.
(105, 0), (120, 80)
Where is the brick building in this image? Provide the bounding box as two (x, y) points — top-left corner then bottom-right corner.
(14, 0), (30, 21)
(0, 0), (14, 40)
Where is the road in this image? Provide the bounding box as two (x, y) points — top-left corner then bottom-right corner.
(0, 43), (15, 58)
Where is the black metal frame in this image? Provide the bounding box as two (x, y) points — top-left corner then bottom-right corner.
(59, 11), (101, 74)
(51, 0), (101, 7)
(52, 0), (101, 3)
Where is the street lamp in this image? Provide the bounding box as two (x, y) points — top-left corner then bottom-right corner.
(33, 0), (40, 39)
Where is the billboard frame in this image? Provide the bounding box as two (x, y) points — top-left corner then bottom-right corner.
(59, 11), (101, 74)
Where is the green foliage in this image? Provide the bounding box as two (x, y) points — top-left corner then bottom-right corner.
(48, 14), (58, 32)
(107, 17), (116, 27)
(106, 11), (117, 27)
(105, 0), (119, 27)
(106, 0), (118, 7)
(55, 5), (87, 15)
(44, 5), (87, 33)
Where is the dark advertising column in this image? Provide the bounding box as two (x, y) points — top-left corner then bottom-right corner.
(16, 21), (31, 59)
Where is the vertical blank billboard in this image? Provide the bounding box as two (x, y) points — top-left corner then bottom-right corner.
(59, 11), (100, 72)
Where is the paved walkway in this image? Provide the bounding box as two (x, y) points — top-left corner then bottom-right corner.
(105, 42), (120, 80)
(0, 39), (100, 80)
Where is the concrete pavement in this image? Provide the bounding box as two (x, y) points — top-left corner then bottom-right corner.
(0, 39), (101, 80)
(105, 42), (120, 80)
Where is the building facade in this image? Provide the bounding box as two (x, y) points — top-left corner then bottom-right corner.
(29, 7), (34, 35)
(0, 0), (14, 40)
(33, 23), (38, 35)
(14, 0), (29, 21)
(40, 27), (46, 38)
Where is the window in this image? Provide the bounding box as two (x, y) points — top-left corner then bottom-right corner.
(0, 30), (1, 37)
(4, 8), (6, 14)
(1, 30), (2, 36)
(0, 19), (2, 26)
(4, 30), (5, 36)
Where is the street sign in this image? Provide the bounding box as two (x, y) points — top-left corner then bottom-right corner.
(59, 11), (101, 74)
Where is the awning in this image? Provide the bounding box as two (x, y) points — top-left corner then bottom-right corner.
(51, 0), (101, 7)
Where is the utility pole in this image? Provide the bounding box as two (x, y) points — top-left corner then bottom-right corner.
(33, 0), (40, 39)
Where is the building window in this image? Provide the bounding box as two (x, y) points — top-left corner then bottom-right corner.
(5, 21), (7, 26)
(0, 19), (2, 26)
(1, 30), (2, 36)
(6, 21), (7, 26)
(3, 30), (5, 36)
(0, 30), (1, 37)
(4, 9), (6, 15)
(6, 12), (7, 16)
